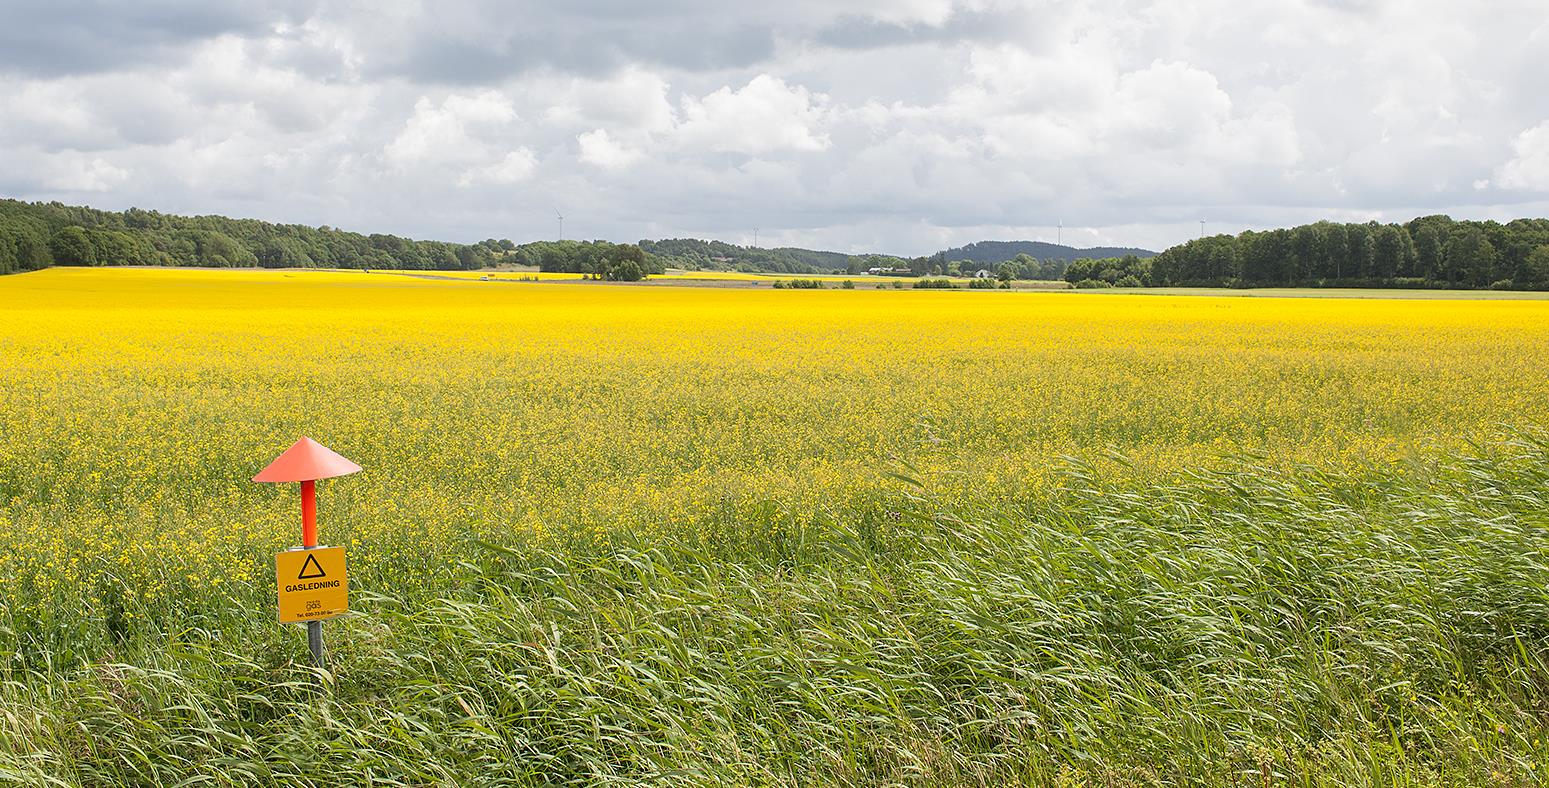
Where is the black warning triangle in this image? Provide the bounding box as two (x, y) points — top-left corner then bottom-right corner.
(297, 553), (327, 580)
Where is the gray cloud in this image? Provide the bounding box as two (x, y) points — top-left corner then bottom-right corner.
(0, 0), (313, 76)
(306, 1), (793, 85)
(381, 25), (777, 85)
(813, 7), (1032, 50)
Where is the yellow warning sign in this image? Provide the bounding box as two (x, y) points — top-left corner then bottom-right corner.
(276, 546), (348, 623)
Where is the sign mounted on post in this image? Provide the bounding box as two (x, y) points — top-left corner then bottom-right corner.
(276, 546), (349, 623)
(255, 436), (363, 669)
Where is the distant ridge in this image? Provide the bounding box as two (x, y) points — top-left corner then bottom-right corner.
(933, 240), (1157, 265)
(640, 237), (1157, 276)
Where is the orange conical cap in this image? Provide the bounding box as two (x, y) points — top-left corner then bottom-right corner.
(253, 436), (363, 483)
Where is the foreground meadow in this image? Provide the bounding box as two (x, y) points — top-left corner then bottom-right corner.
(2, 268), (1549, 785)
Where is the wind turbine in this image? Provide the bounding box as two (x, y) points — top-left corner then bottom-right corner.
(1057, 220), (1062, 247)
(552, 207), (564, 241)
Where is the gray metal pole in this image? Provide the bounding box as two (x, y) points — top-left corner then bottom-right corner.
(308, 620), (324, 669)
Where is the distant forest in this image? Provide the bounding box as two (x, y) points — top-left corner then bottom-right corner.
(0, 199), (509, 273)
(1139, 216), (1549, 290)
(3, 199), (1546, 290)
(956, 217), (1549, 292)
(0, 199), (663, 280)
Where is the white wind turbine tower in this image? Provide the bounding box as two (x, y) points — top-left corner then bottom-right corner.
(552, 207), (564, 241)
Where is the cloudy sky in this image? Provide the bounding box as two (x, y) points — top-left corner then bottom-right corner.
(3, 0), (1548, 255)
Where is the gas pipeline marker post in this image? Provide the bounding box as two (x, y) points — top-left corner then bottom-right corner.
(254, 437), (362, 671)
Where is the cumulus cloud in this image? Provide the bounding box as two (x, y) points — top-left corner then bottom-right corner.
(461, 150), (538, 186)
(382, 91), (540, 188)
(1497, 122), (1549, 192)
(540, 68), (675, 134)
(385, 92), (516, 166)
(577, 129), (643, 170)
(674, 76), (831, 155)
(42, 154), (131, 192)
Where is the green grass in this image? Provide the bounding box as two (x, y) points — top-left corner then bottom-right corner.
(4, 432), (1548, 786)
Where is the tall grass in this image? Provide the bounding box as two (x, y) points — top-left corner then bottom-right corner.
(3, 432), (1547, 785)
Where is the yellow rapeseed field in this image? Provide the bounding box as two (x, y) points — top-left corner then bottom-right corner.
(2, 267), (1548, 623)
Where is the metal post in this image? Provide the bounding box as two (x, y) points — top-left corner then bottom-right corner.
(307, 620), (324, 668)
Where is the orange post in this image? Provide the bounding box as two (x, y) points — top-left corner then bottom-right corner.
(301, 479), (317, 547)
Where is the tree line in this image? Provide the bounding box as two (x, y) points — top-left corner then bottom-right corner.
(0, 195), (1139, 284)
(0, 199), (803, 281)
(0, 199), (516, 274)
(1145, 216), (1549, 290)
(8, 199), (1546, 291)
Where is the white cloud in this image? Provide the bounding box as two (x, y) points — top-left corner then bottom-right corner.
(458, 149), (537, 186)
(382, 90), (540, 189)
(1497, 121), (1549, 191)
(1110, 61), (1232, 146)
(385, 91), (518, 167)
(0, 81), (99, 147)
(674, 75), (831, 155)
(43, 155), (130, 192)
(577, 129), (643, 170)
(540, 68), (675, 135)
